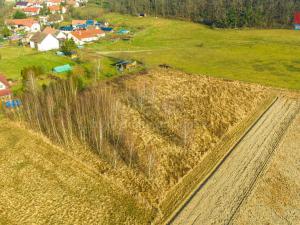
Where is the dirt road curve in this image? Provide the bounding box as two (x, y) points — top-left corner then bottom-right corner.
(170, 98), (299, 225)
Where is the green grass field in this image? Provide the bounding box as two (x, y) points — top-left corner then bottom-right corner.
(0, 46), (74, 80)
(87, 13), (300, 90)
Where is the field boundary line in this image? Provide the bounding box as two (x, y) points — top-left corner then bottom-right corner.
(157, 95), (278, 225)
(226, 102), (300, 225)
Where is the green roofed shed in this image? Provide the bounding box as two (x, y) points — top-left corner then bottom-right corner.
(53, 64), (72, 73)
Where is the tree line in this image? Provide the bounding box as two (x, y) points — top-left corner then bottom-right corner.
(106, 0), (300, 28)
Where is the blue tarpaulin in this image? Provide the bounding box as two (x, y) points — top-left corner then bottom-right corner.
(60, 26), (73, 31)
(86, 20), (94, 26)
(101, 27), (113, 32)
(4, 99), (22, 108)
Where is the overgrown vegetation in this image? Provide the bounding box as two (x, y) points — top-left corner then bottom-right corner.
(107, 0), (300, 28)
(3, 68), (270, 223)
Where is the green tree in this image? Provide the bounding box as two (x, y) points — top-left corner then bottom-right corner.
(61, 39), (77, 55)
(13, 10), (27, 19)
(1, 26), (11, 37)
(40, 3), (50, 16)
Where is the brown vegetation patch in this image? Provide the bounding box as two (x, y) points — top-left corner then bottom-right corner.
(3, 68), (270, 223)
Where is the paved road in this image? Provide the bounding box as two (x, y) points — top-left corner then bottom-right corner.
(170, 98), (299, 225)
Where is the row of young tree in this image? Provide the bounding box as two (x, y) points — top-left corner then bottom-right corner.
(107, 0), (300, 28)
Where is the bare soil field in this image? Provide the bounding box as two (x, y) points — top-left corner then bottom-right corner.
(231, 108), (300, 225)
(170, 97), (299, 225)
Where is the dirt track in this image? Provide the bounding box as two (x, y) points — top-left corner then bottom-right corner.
(170, 98), (299, 225)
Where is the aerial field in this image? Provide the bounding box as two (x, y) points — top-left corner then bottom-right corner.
(1, 68), (273, 224)
(232, 110), (300, 225)
(0, 46), (74, 80)
(87, 13), (300, 90)
(0, 119), (153, 225)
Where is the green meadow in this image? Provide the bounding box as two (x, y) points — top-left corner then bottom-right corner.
(87, 13), (300, 90)
(0, 46), (73, 80)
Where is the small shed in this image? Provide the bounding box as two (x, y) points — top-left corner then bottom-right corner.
(53, 64), (72, 73)
(114, 60), (137, 71)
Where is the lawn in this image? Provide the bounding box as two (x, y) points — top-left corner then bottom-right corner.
(0, 46), (74, 80)
(87, 13), (300, 90)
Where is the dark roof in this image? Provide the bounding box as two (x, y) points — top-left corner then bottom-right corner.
(295, 12), (300, 24)
(16, 2), (28, 6)
(30, 32), (48, 43)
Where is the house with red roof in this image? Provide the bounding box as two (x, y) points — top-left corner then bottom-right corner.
(294, 12), (300, 30)
(0, 75), (12, 101)
(22, 7), (40, 16)
(48, 5), (66, 14)
(68, 29), (105, 45)
(6, 18), (41, 32)
(42, 26), (66, 40)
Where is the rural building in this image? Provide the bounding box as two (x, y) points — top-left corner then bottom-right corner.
(0, 75), (12, 101)
(15, 1), (28, 9)
(66, 0), (79, 8)
(46, 0), (63, 7)
(6, 18), (41, 32)
(114, 60), (137, 71)
(27, 0), (42, 8)
(72, 19), (86, 29)
(22, 7), (40, 16)
(68, 29), (105, 45)
(294, 12), (300, 30)
(43, 27), (67, 40)
(48, 5), (66, 14)
(30, 32), (59, 51)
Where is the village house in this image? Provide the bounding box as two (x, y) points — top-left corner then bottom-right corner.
(30, 32), (59, 51)
(27, 0), (43, 8)
(48, 5), (66, 14)
(0, 75), (12, 101)
(15, 1), (28, 9)
(46, 0), (63, 7)
(43, 26), (67, 40)
(6, 18), (41, 32)
(66, 0), (79, 8)
(22, 7), (40, 16)
(72, 19), (86, 29)
(68, 29), (105, 45)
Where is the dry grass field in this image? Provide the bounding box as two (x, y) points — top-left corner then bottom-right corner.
(1, 68), (272, 224)
(0, 120), (153, 225)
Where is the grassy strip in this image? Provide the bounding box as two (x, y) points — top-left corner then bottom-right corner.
(157, 95), (277, 225)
